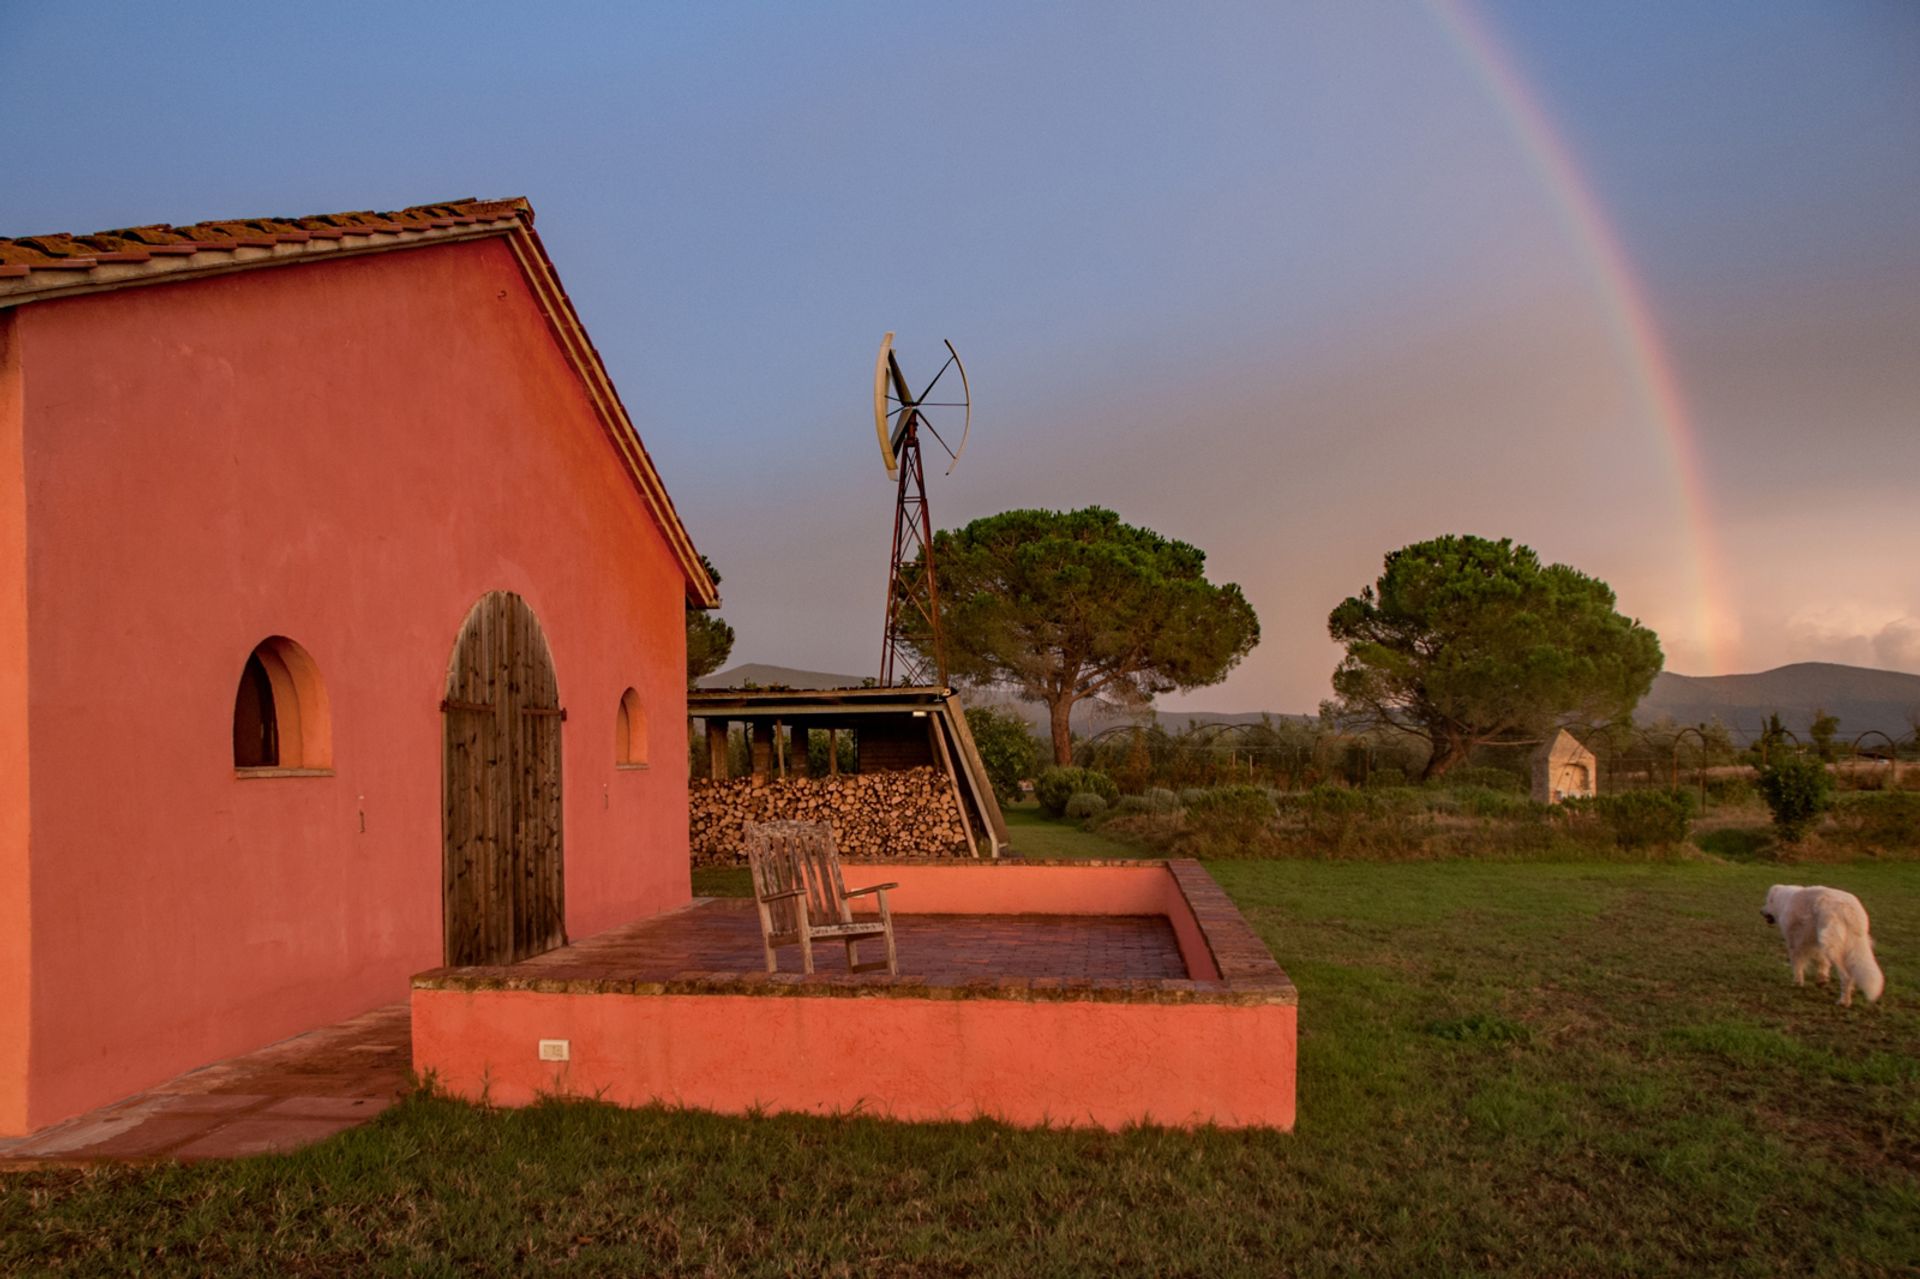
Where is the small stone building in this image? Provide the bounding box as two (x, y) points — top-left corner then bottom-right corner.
(1531, 729), (1597, 804)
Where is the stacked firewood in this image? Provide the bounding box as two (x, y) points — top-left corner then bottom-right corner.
(690, 767), (972, 865)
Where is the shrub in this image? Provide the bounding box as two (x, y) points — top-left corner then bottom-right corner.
(1828, 791), (1920, 855)
(1180, 785), (1276, 854)
(1064, 792), (1109, 821)
(1594, 790), (1692, 850)
(1035, 767), (1118, 817)
(1178, 787), (1209, 808)
(1364, 785), (1428, 816)
(1188, 785), (1275, 819)
(1144, 786), (1180, 812)
(1705, 774), (1757, 806)
(1365, 766), (1408, 789)
(965, 706), (1044, 805)
(1111, 794), (1152, 817)
(1303, 784), (1371, 817)
(1694, 827), (1775, 862)
(1448, 785), (1537, 821)
(1439, 766), (1527, 793)
(1296, 784), (1373, 851)
(1757, 755), (1833, 842)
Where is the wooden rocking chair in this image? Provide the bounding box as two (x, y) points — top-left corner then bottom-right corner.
(744, 821), (899, 975)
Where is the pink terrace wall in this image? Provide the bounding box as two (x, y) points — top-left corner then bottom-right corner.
(835, 862), (1221, 980)
(5, 239), (693, 1133)
(413, 990), (1297, 1131)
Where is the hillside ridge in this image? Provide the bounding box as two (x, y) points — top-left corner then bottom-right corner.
(698, 661), (1920, 741)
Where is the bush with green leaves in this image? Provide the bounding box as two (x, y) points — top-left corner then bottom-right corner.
(1828, 791), (1920, 855)
(1178, 785), (1277, 853)
(1593, 790), (1692, 850)
(1035, 767), (1119, 817)
(1144, 786), (1180, 812)
(1302, 784), (1371, 817)
(1112, 794), (1153, 817)
(964, 706), (1045, 805)
(1705, 774), (1756, 806)
(1757, 754), (1833, 842)
(1178, 787), (1209, 808)
(1064, 792), (1110, 821)
(1440, 766), (1529, 794)
(1447, 785), (1537, 821)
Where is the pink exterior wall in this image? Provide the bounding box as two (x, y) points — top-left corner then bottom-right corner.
(0, 312), (30, 1134)
(413, 989), (1297, 1131)
(6, 240), (694, 1133)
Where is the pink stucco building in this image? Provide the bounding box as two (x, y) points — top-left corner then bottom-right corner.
(0, 198), (715, 1136)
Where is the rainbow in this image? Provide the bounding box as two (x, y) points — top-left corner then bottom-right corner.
(1424, 0), (1735, 675)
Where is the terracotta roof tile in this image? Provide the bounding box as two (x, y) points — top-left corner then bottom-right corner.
(0, 197), (531, 272)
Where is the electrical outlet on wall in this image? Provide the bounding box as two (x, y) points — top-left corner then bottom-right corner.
(538, 1038), (570, 1062)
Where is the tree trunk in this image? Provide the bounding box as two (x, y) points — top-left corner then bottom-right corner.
(1419, 729), (1471, 781)
(1047, 696), (1075, 766)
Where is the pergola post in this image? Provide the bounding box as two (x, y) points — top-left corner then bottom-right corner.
(750, 722), (773, 779)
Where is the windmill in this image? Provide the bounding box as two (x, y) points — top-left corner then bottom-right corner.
(873, 332), (971, 688)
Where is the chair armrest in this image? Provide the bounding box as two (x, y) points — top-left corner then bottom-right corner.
(842, 883), (899, 898)
(758, 886), (807, 902)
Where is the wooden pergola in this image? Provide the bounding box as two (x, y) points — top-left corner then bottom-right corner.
(687, 686), (1009, 857)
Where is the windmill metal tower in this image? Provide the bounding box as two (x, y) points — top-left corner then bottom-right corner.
(872, 332), (970, 688)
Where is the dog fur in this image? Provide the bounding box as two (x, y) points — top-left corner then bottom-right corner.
(1762, 885), (1885, 1006)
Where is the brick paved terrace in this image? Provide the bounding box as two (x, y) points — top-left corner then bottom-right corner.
(0, 1005), (410, 1168)
(503, 899), (1191, 984)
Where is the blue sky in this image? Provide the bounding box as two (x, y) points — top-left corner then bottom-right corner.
(5, 1), (1916, 711)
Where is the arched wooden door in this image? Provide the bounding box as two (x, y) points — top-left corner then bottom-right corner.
(442, 591), (566, 965)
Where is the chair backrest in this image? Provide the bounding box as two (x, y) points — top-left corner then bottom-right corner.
(744, 821), (850, 930)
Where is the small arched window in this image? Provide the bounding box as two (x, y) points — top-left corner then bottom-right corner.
(233, 637), (332, 773)
(615, 687), (648, 767)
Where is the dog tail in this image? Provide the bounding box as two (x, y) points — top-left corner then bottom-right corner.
(1844, 937), (1886, 1004)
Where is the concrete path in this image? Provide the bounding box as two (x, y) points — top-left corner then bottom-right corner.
(0, 1003), (411, 1167)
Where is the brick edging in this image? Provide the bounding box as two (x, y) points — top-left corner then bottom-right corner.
(1164, 859), (1297, 1002)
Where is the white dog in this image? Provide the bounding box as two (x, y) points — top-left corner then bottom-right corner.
(1762, 885), (1885, 1006)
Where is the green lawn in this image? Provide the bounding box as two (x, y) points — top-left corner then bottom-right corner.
(1001, 802), (1160, 858)
(5, 854), (1916, 1276)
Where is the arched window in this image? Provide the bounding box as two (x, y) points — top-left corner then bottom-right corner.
(232, 637), (332, 772)
(615, 687), (648, 767)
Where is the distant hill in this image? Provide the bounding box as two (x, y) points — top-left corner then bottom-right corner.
(695, 663), (870, 691)
(697, 664), (1305, 736)
(699, 660), (1920, 744)
(1637, 662), (1920, 741)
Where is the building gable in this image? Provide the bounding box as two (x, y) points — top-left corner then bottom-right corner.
(0, 198), (716, 607)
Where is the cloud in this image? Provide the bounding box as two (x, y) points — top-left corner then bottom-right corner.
(1874, 618), (1920, 671)
(1766, 603), (1920, 674)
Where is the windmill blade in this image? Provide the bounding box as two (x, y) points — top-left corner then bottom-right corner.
(923, 419), (957, 459)
(942, 338), (971, 474)
(888, 349), (918, 457)
(873, 332), (898, 479)
(917, 351), (956, 402)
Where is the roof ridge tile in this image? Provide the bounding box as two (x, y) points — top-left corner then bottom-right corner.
(1, 198), (531, 273)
